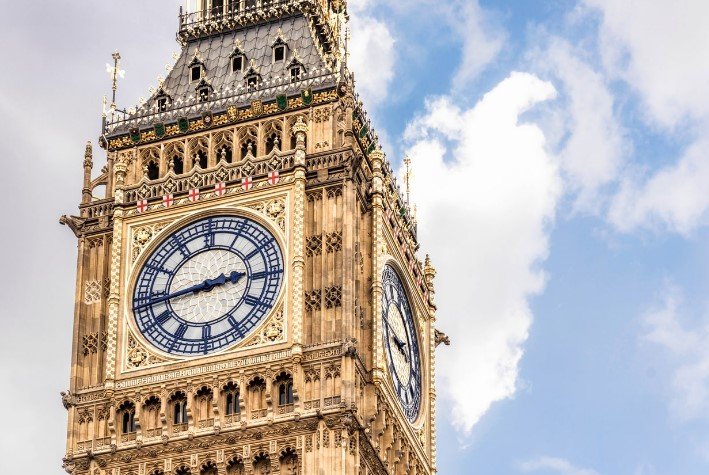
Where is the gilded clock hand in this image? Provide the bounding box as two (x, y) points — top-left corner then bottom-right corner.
(134, 271), (245, 310)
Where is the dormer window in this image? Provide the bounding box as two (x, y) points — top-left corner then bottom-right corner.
(191, 65), (203, 82)
(246, 75), (259, 91)
(195, 79), (213, 102)
(232, 55), (245, 73)
(155, 89), (172, 112)
(272, 37), (288, 63)
(290, 66), (301, 83)
(274, 45), (286, 62)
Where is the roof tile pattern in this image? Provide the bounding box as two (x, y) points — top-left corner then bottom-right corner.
(106, 14), (336, 137)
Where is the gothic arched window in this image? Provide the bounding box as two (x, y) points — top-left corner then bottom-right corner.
(253, 453), (271, 475)
(240, 139), (255, 159)
(247, 376), (267, 419)
(279, 448), (298, 475)
(147, 161), (159, 180)
(275, 372), (294, 407)
(195, 149), (208, 168)
(175, 466), (191, 475)
(226, 457), (245, 475)
(223, 382), (240, 416)
(200, 460), (218, 475)
(265, 133), (280, 155)
(118, 401), (136, 434)
(169, 391), (188, 427)
(173, 155), (184, 175)
(194, 386), (213, 423)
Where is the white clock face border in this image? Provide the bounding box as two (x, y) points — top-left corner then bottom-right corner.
(130, 214), (285, 357)
(381, 263), (423, 423)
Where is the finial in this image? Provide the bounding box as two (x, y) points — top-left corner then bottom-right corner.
(84, 141), (93, 164)
(403, 156), (412, 205)
(106, 51), (125, 119)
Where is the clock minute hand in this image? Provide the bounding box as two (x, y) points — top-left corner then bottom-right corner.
(134, 271), (246, 310)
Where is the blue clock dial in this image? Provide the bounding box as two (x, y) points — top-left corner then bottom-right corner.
(382, 264), (422, 422)
(132, 216), (284, 356)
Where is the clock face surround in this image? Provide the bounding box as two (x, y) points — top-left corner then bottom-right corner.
(132, 215), (284, 356)
(382, 264), (422, 423)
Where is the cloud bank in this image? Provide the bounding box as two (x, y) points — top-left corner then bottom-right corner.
(402, 73), (560, 432)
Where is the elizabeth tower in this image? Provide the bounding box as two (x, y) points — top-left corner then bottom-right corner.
(60, 1), (443, 474)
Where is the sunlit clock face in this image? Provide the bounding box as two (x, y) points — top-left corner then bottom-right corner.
(382, 264), (422, 422)
(132, 216), (284, 356)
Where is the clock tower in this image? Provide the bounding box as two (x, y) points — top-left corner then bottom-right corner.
(60, 1), (443, 474)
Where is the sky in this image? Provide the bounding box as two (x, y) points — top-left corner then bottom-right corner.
(0, 1), (707, 474)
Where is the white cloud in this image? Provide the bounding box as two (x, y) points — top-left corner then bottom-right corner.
(403, 72), (560, 433)
(348, 10), (396, 108)
(531, 36), (625, 212)
(578, 0), (709, 234)
(608, 136), (709, 235)
(520, 456), (601, 475)
(585, 0), (709, 128)
(450, 0), (505, 87)
(642, 285), (709, 422)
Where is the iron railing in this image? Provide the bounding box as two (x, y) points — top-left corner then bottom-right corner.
(104, 69), (337, 135)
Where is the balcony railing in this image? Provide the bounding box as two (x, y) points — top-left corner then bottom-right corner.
(179, 0), (293, 33)
(172, 423), (188, 433)
(120, 432), (137, 443)
(144, 428), (162, 438)
(198, 418), (215, 429)
(323, 396), (341, 407)
(223, 414), (241, 425)
(104, 68), (336, 135)
(80, 199), (114, 219)
(94, 437), (111, 448)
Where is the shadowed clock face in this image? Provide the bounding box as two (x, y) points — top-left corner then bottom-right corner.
(132, 216), (283, 356)
(382, 264), (422, 422)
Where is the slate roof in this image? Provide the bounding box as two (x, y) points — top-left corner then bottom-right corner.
(106, 13), (338, 137)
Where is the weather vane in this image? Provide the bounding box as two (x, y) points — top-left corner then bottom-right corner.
(101, 51), (127, 137)
(106, 51), (126, 115)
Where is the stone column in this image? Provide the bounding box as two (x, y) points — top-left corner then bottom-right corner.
(423, 255), (437, 473)
(369, 149), (386, 383)
(104, 153), (129, 388)
(291, 117), (308, 360)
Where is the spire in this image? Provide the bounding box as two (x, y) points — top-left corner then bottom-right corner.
(82, 141), (94, 204)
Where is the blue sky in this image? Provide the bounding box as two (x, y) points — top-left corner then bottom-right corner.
(0, 1), (707, 474)
(347, 1), (709, 474)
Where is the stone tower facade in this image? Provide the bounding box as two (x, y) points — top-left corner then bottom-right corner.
(61, 1), (442, 474)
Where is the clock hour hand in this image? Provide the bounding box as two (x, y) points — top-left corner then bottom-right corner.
(391, 334), (409, 362)
(134, 271), (245, 310)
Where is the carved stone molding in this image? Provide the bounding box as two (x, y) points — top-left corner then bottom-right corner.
(245, 196), (287, 233)
(243, 306), (286, 348)
(124, 329), (169, 371)
(131, 220), (173, 264)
